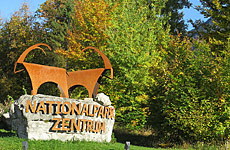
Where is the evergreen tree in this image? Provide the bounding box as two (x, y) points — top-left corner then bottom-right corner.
(191, 0), (229, 52)
(161, 0), (191, 35)
(36, 0), (75, 50)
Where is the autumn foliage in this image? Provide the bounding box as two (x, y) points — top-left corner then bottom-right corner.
(56, 0), (115, 59)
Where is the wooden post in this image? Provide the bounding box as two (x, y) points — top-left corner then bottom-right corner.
(125, 141), (130, 150)
(22, 141), (28, 150)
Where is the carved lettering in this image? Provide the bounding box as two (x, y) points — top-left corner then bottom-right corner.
(51, 118), (61, 131)
(62, 118), (70, 131)
(97, 106), (104, 118)
(92, 120), (97, 133)
(55, 101), (62, 114)
(104, 107), (110, 119)
(26, 100), (36, 113)
(61, 102), (71, 114)
(70, 119), (81, 132)
(71, 102), (81, 115)
(25, 100), (115, 134)
(109, 107), (115, 119)
(46, 101), (55, 114)
(88, 104), (94, 117)
(36, 101), (46, 114)
(87, 120), (93, 132)
(81, 119), (87, 131)
(81, 104), (88, 116)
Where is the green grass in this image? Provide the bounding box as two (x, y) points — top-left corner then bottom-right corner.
(0, 129), (164, 150)
(0, 137), (154, 150)
(0, 129), (222, 150)
(1, 129), (221, 150)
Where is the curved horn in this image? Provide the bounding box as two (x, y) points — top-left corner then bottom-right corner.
(82, 46), (113, 79)
(14, 43), (52, 74)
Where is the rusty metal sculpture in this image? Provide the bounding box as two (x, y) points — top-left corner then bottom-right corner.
(14, 43), (113, 98)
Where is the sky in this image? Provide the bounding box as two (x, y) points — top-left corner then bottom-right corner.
(0, 0), (208, 31)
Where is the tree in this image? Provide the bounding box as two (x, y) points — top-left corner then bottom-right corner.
(152, 34), (230, 143)
(56, 0), (114, 59)
(103, 0), (170, 129)
(191, 0), (230, 52)
(37, 0), (114, 72)
(161, 0), (191, 35)
(36, 0), (75, 50)
(0, 3), (64, 102)
(0, 4), (40, 101)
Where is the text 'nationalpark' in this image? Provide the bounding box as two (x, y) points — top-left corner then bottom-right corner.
(26, 100), (115, 133)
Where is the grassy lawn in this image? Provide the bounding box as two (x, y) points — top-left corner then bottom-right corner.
(0, 129), (223, 150)
(0, 129), (222, 150)
(0, 129), (168, 150)
(0, 137), (154, 150)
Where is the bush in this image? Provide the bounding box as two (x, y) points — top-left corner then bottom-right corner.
(0, 99), (12, 118)
(152, 35), (230, 143)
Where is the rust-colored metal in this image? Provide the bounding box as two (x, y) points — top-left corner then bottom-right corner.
(14, 43), (113, 98)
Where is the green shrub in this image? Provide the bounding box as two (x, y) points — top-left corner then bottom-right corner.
(153, 35), (230, 143)
(0, 100), (12, 118)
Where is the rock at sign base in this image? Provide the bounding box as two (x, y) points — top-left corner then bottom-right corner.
(9, 94), (115, 142)
(95, 93), (112, 106)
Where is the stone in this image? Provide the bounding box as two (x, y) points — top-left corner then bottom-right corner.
(95, 93), (111, 106)
(2, 112), (10, 119)
(1, 112), (12, 129)
(9, 94), (115, 142)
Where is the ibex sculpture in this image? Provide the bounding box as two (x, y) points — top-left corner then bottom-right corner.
(14, 43), (113, 98)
